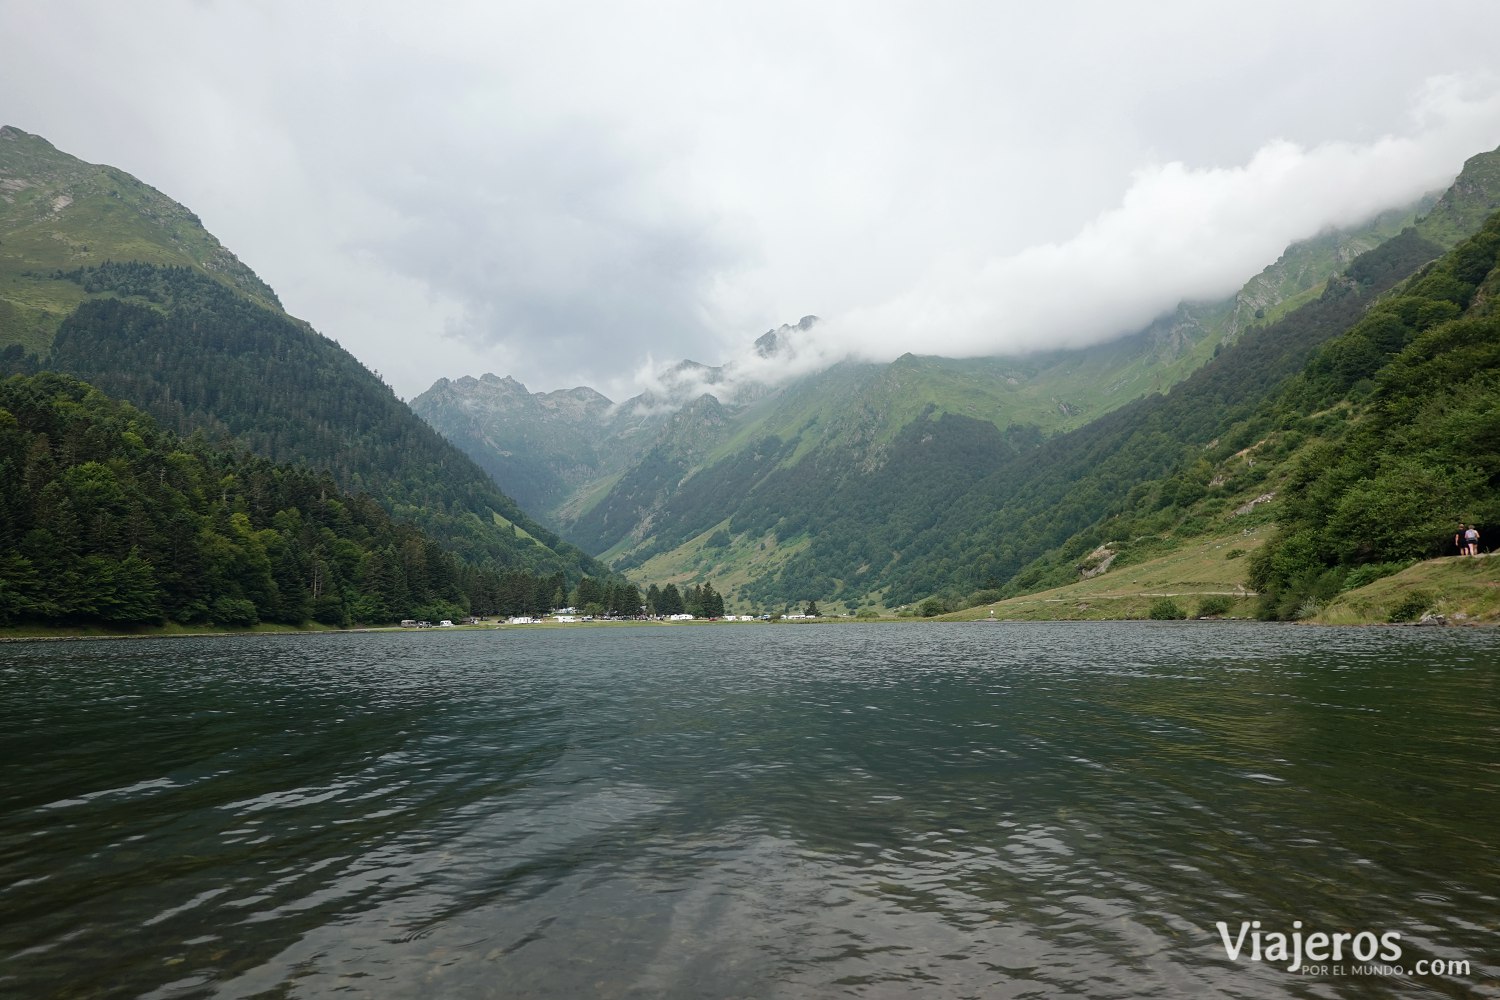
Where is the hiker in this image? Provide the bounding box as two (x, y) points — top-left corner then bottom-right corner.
(1456, 524), (1467, 556)
(1464, 524), (1481, 556)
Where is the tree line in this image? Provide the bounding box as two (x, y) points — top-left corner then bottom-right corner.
(1, 261), (603, 582)
(1246, 212), (1500, 617)
(0, 373), (703, 628)
(972, 212), (1500, 619)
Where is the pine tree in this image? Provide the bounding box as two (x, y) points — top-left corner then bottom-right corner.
(659, 583), (685, 615)
(700, 582), (725, 618)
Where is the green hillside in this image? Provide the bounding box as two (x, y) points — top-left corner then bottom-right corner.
(946, 528), (1269, 622)
(1310, 556), (1500, 625)
(943, 535), (1500, 626)
(1246, 211), (1500, 618)
(413, 193), (1441, 567)
(967, 209), (1500, 624)
(0, 128), (604, 584)
(580, 148), (1500, 612)
(0, 373), (577, 628)
(0, 126), (280, 354)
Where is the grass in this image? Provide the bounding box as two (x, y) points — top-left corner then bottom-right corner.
(938, 515), (1500, 626)
(946, 527), (1271, 622)
(0, 126), (283, 357)
(0, 621), (349, 642)
(1312, 555), (1500, 625)
(628, 524), (815, 614)
(491, 510), (537, 543)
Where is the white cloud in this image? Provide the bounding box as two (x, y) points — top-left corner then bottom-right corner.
(4, 2), (1500, 400)
(806, 80), (1500, 367)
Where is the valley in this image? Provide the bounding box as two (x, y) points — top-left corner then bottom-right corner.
(4, 125), (1500, 628)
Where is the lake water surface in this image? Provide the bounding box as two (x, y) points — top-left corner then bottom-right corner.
(1, 623), (1496, 998)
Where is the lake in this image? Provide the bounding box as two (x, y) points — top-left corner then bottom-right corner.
(1, 623), (1496, 998)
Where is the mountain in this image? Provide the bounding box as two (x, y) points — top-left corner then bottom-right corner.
(409, 316), (816, 524)
(415, 146), (1499, 611)
(0, 127), (281, 354)
(0, 126), (604, 584)
(0, 372), (578, 628)
(411, 373), (618, 518)
(409, 366), (743, 524)
(827, 225), (1447, 610)
(960, 206), (1500, 624)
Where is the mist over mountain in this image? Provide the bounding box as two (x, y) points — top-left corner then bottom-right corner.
(6, 121), (1500, 619)
(418, 145), (1500, 611)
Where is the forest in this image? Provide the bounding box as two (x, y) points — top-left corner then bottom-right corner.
(717, 227), (1449, 608)
(0, 373), (706, 628)
(0, 261), (602, 581)
(1245, 211), (1500, 617)
(961, 212), (1500, 620)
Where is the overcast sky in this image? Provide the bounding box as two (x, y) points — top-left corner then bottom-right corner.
(6, 1), (1500, 400)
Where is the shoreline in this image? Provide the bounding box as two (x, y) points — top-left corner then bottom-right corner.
(5, 614), (1495, 644)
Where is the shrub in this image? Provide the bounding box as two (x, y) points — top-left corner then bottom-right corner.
(1387, 592), (1432, 623)
(1342, 561), (1412, 592)
(1148, 597), (1185, 620)
(966, 588), (1003, 608)
(210, 596), (259, 628)
(1195, 595), (1233, 618)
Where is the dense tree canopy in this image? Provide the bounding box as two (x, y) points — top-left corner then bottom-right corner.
(0, 374), (578, 627)
(4, 262), (603, 581)
(1246, 213), (1500, 617)
(712, 227), (1447, 608)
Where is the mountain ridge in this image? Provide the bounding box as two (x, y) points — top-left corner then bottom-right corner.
(0, 126), (282, 350)
(0, 127), (605, 585)
(414, 149), (1500, 608)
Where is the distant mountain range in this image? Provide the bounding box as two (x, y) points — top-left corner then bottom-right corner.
(413, 145), (1500, 611)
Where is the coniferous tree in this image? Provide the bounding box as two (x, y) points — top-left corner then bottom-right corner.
(659, 583), (685, 615)
(0, 373), (603, 629)
(697, 582), (724, 618)
(614, 582), (643, 617)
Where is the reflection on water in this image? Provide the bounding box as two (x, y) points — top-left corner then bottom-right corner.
(1, 624), (1497, 998)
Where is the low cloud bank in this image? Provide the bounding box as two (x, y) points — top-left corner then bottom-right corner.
(652, 77), (1500, 403)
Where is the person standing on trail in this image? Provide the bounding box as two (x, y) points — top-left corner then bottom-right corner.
(1464, 524), (1481, 556)
(1456, 523), (1466, 556)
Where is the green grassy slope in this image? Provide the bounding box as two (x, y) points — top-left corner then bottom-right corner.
(965, 210), (1500, 624)
(582, 185), (1478, 599)
(0, 126), (281, 353)
(948, 527), (1269, 621)
(1311, 556), (1500, 624)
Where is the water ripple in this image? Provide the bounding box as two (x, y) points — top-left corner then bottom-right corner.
(1, 625), (1497, 997)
